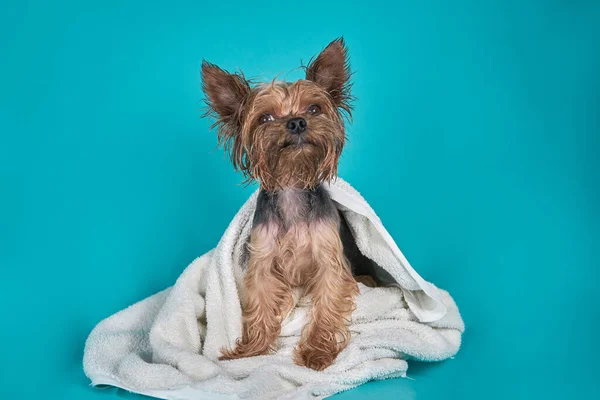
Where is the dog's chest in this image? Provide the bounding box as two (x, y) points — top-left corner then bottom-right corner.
(276, 188), (311, 227)
(254, 186), (337, 227)
(275, 189), (321, 283)
(250, 186), (341, 282)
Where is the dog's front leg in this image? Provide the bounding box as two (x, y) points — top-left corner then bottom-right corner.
(220, 222), (293, 360)
(294, 219), (359, 370)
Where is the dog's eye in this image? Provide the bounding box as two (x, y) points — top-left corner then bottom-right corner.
(258, 114), (275, 124)
(307, 104), (321, 115)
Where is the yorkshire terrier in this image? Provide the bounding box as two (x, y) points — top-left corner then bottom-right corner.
(201, 38), (376, 371)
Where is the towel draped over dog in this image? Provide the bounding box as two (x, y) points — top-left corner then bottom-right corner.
(83, 178), (464, 399)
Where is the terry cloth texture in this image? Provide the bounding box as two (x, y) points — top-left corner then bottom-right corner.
(83, 178), (464, 400)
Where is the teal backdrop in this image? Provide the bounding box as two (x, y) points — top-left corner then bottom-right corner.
(1, 1), (599, 399)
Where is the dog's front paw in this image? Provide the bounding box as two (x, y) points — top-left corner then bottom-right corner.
(294, 342), (339, 371)
(219, 341), (270, 360)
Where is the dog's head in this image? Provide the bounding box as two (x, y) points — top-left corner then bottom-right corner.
(201, 38), (353, 192)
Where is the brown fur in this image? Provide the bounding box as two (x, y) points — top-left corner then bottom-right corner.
(244, 81), (345, 192)
(220, 218), (359, 371)
(203, 38), (366, 370)
(294, 219), (359, 370)
(202, 38), (351, 193)
(220, 223), (294, 358)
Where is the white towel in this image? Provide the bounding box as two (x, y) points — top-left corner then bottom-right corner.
(83, 178), (464, 400)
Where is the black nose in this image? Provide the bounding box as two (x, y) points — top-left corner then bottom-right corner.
(286, 117), (307, 134)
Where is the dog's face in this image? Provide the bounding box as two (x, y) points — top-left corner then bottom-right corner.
(201, 39), (352, 192)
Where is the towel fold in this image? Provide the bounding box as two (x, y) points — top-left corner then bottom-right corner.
(83, 178), (464, 399)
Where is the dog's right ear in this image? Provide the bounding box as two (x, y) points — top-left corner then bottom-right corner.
(305, 38), (352, 114)
(201, 60), (250, 125)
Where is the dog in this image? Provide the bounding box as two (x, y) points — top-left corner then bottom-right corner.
(201, 38), (376, 371)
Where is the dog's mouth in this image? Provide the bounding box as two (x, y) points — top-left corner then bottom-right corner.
(280, 137), (314, 150)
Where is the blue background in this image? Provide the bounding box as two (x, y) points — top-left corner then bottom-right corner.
(1, 1), (599, 399)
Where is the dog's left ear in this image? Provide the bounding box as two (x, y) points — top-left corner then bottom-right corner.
(306, 38), (352, 111)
